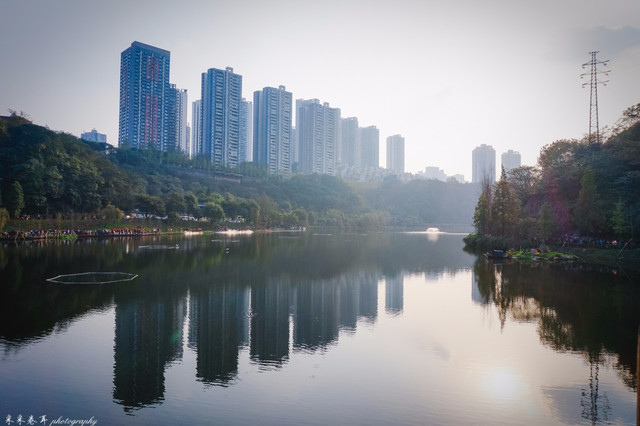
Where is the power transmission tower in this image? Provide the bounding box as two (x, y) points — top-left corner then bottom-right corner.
(580, 51), (609, 144)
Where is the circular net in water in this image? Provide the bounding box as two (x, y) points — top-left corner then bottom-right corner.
(46, 272), (138, 285)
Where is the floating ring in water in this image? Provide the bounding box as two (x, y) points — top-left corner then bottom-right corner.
(46, 272), (138, 285)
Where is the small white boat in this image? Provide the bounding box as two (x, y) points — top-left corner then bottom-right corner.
(215, 229), (254, 236)
(426, 227), (440, 233)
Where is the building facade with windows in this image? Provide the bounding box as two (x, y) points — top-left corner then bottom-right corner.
(296, 99), (340, 175)
(386, 134), (405, 175)
(240, 98), (253, 163)
(191, 99), (202, 158)
(201, 67), (242, 168)
(339, 117), (360, 168)
(118, 41), (173, 151)
(253, 86), (292, 174)
(360, 125), (379, 169)
(173, 86), (189, 155)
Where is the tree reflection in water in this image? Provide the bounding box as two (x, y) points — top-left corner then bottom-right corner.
(473, 257), (639, 421)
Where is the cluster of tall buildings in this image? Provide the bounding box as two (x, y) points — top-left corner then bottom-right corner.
(118, 41), (405, 177)
(471, 144), (521, 184)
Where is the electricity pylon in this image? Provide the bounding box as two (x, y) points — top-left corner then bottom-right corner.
(580, 51), (609, 144)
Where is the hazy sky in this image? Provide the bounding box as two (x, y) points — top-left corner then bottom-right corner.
(1, 0), (639, 180)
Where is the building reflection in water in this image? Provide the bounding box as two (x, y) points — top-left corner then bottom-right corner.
(188, 284), (249, 386)
(250, 280), (290, 366)
(385, 274), (404, 315)
(113, 289), (187, 410)
(112, 270), (385, 408)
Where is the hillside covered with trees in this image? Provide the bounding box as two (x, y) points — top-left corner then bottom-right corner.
(469, 103), (640, 248)
(0, 113), (476, 231)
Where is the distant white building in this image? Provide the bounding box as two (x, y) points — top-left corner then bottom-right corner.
(360, 125), (379, 169)
(424, 166), (447, 181)
(297, 99), (340, 175)
(472, 144), (496, 183)
(386, 134), (405, 175)
(253, 86), (291, 174)
(81, 129), (107, 143)
(501, 149), (521, 172)
(191, 99), (202, 158)
(174, 86), (189, 154)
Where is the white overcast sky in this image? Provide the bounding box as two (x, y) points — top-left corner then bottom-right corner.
(1, 0), (639, 180)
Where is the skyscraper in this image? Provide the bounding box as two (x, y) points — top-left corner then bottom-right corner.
(386, 134), (405, 174)
(173, 86), (188, 154)
(501, 149), (521, 172)
(201, 67), (242, 168)
(254, 86), (292, 174)
(297, 99), (340, 175)
(360, 125), (379, 169)
(239, 98), (253, 163)
(191, 99), (202, 158)
(118, 41), (173, 151)
(472, 144), (496, 183)
(340, 117), (360, 168)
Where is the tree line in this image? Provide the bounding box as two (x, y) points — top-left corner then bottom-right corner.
(0, 113), (476, 231)
(470, 103), (640, 248)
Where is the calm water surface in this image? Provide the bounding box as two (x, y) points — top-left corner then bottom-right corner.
(0, 232), (638, 425)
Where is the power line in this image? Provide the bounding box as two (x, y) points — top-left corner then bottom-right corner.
(580, 51), (610, 144)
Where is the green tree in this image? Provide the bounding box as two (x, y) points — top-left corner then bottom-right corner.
(5, 181), (25, 218)
(184, 191), (199, 218)
(491, 169), (520, 238)
(473, 192), (490, 236)
(98, 203), (124, 223)
(0, 207), (9, 230)
(537, 201), (555, 241)
(164, 192), (186, 214)
(202, 202), (225, 223)
(137, 194), (165, 216)
(255, 194), (279, 227)
(573, 166), (604, 235)
(611, 199), (629, 240)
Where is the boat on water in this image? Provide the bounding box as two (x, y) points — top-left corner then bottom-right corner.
(484, 249), (510, 259)
(214, 229), (254, 236)
(184, 230), (203, 236)
(426, 227), (440, 233)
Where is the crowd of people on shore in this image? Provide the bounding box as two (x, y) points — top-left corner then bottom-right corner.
(0, 227), (160, 241)
(533, 234), (635, 250)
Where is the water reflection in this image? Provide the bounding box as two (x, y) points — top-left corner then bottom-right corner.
(473, 257), (640, 424)
(113, 286), (186, 409)
(1, 232), (638, 423)
(188, 284), (248, 385)
(385, 274), (404, 315)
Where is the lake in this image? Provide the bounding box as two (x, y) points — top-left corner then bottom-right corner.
(0, 231), (638, 425)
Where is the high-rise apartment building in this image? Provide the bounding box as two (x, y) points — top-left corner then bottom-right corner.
(240, 98), (253, 163)
(191, 99), (202, 159)
(201, 67), (242, 168)
(386, 134), (405, 175)
(297, 99), (340, 175)
(360, 125), (379, 169)
(472, 144), (496, 183)
(173, 86), (188, 154)
(501, 149), (521, 172)
(254, 86), (292, 174)
(118, 41), (173, 151)
(340, 117), (360, 168)
(291, 126), (298, 167)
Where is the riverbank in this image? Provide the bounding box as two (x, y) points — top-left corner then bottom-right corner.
(465, 233), (640, 270)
